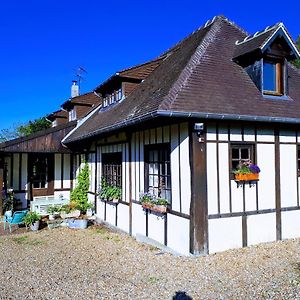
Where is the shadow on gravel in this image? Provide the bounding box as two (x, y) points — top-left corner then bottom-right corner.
(173, 291), (193, 300)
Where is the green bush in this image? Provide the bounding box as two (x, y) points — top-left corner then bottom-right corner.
(70, 162), (90, 213)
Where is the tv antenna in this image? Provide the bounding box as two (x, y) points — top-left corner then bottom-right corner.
(74, 66), (87, 91)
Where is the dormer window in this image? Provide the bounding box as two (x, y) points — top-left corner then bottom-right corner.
(263, 60), (284, 96)
(102, 88), (123, 108)
(69, 108), (76, 121)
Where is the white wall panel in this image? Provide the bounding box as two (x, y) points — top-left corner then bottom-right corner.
(207, 143), (218, 215)
(63, 154), (71, 189)
(208, 217), (243, 253)
(21, 154), (28, 191)
(230, 181), (243, 213)
(170, 124), (180, 212)
(167, 214), (190, 255)
(180, 123), (191, 215)
(206, 123), (217, 141)
(230, 126), (242, 141)
(257, 144), (276, 210)
(96, 199), (105, 220)
(280, 144), (297, 207)
(139, 131), (145, 194)
(218, 143), (230, 213)
(282, 210), (300, 239)
(132, 203), (146, 237)
(148, 213), (165, 245)
(244, 184), (257, 211)
(117, 204), (129, 233)
(279, 130), (296, 143)
(218, 125), (228, 141)
(106, 204), (116, 226)
(247, 213), (276, 246)
(243, 127), (255, 142)
(257, 129), (274, 142)
(54, 154), (62, 189)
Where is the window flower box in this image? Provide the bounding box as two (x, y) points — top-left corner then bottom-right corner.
(233, 160), (260, 186)
(140, 192), (168, 214)
(235, 173), (259, 181)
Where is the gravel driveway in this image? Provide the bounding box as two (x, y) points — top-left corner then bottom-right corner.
(1, 225), (300, 299)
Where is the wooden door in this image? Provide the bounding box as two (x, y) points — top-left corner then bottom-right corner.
(28, 154), (54, 198)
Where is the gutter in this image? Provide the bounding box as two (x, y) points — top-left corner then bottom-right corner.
(63, 109), (300, 145)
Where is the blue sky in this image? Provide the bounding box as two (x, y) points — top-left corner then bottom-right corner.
(0, 0), (299, 130)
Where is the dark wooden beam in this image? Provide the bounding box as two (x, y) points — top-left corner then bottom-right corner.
(189, 122), (208, 255)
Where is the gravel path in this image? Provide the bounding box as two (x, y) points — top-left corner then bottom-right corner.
(1, 225), (300, 299)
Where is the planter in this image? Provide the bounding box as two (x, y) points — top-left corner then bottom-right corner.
(60, 210), (81, 219)
(142, 202), (153, 210)
(142, 203), (168, 214)
(235, 173), (259, 181)
(49, 214), (55, 221)
(30, 221), (40, 231)
(102, 198), (119, 204)
(68, 219), (88, 229)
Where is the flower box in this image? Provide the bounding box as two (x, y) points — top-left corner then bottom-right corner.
(142, 203), (168, 214)
(235, 173), (259, 181)
(101, 198), (119, 204)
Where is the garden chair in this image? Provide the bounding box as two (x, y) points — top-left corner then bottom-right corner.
(3, 210), (28, 233)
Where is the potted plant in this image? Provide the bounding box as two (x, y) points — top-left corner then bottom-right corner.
(86, 203), (94, 217)
(99, 177), (122, 203)
(140, 192), (154, 209)
(23, 211), (41, 231)
(60, 202), (81, 219)
(47, 205), (61, 221)
(233, 160), (261, 181)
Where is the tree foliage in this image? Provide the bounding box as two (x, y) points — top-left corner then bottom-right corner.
(0, 117), (51, 142)
(292, 35), (300, 69)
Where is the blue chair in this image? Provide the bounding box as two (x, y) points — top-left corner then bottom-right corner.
(4, 210), (28, 233)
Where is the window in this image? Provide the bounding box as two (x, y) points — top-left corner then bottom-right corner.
(145, 144), (171, 202)
(231, 144), (254, 171)
(263, 60), (284, 96)
(102, 88), (123, 108)
(69, 108), (76, 121)
(32, 156), (48, 189)
(102, 153), (122, 187)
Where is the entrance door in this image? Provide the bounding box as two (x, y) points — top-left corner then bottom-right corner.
(28, 154), (54, 198)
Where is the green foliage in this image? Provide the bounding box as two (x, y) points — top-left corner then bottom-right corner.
(70, 162), (90, 213)
(46, 205), (61, 214)
(0, 117), (51, 142)
(23, 212), (41, 226)
(139, 192), (168, 207)
(99, 177), (122, 201)
(291, 35), (300, 69)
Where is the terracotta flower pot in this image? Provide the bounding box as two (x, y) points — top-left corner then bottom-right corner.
(152, 205), (168, 214)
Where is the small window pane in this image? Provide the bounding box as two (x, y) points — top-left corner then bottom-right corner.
(232, 148), (239, 159)
(263, 62), (276, 92)
(241, 148), (249, 159)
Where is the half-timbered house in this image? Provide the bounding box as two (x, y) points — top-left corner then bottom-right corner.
(2, 15), (300, 256)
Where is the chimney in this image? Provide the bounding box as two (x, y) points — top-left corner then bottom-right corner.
(71, 80), (79, 98)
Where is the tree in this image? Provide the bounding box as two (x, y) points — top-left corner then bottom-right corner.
(292, 35), (300, 69)
(0, 117), (51, 142)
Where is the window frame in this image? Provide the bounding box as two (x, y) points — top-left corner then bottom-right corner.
(101, 152), (122, 188)
(230, 143), (255, 178)
(144, 143), (172, 204)
(263, 58), (285, 96)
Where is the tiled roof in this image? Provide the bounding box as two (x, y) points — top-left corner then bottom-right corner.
(64, 16), (300, 144)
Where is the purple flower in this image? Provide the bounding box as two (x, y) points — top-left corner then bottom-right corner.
(249, 164), (260, 174)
